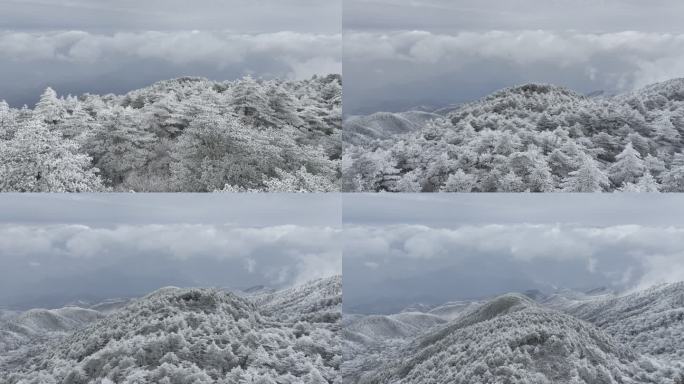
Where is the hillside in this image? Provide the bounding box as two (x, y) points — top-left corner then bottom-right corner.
(0, 74), (342, 192)
(0, 276), (342, 383)
(344, 111), (442, 146)
(344, 287), (684, 384)
(0, 307), (104, 354)
(550, 282), (684, 362)
(343, 79), (684, 192)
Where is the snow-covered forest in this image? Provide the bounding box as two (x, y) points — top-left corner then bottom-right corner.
(0, 276), (342, 383)
(343, 282), (684, 384)
(343, 78), (684, 192)
(0, 75), (341, 192)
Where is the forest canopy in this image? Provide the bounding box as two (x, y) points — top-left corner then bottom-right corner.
(343, 79), (684, 193)
(0, 75), (341, 192)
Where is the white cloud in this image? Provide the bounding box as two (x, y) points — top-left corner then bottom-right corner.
(0, 224), (341, 287)
(0, 30), (341, 79)
(344, 30), (684, 90)
(345, 224), (684, 289)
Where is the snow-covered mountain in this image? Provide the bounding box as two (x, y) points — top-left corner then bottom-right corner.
(0, 276), (342, 383)
(344, 78), (684, 192)
(343, 284), (684, 384)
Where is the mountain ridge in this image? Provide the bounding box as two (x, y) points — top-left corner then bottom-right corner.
(344, 283), (684, 384)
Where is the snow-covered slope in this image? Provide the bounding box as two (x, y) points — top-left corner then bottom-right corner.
(344, 111), (441, 145)
(344, 312), (445, 344)
(427, 300), (483, 320)
(0, 307), (105, 354)
(345, 286), (684, 384)
(1, 276), (342, 383)
(251, 275), (342, 324)
(556, 282), (684, 362)
(88, 298), (133, 314)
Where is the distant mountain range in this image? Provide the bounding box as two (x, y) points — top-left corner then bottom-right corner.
(343, 282), (684, 384)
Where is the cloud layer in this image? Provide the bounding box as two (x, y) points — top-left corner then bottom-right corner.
(343, 223), (684, 313)
(343, 30), (684, 114)
(0, 30), (341, 78)
(0, 224), (341, 308)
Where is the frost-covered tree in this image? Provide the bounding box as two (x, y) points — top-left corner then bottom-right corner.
(262, 167), (337, 192)
(171, 114), (272, 191)
(0, 100), (16, 140)
(0, 119), (104, 191)
(644, 154), (666, 178)
(396, 170), (422, 192)
(498, 170), (525, 192)
(654, 115), (680, 147)
(527, 158), (555, 192)
(0, 76), (341, 192)
(229, 75), (271, 126)
(609, 142), (645, 187)
(34, 87), (65, 125)
(662, 154), (684, 192)
(343, 79), (684, 192)
(1, 277), (342, 384)
(86, 107), (155, 185)
(562, 154), (610, 192)
(619, 171), (660, 192)
(440, 169), (477, 192)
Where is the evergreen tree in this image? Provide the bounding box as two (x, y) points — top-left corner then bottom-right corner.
(662, 154), (684, 192)
(644, 154), (666, 178)
(654, 115), (680, 146)
(527, 158), (555, 192)
(619, 171), (660, 192)
(86, 107), (154, 186)
(441, 169), (477, 192)
(562, 154), (609, 192)
(0, 119), (104, 192)
(34, 87), (65, 125)
(609, 142), (645, 187)
(229, 75), (270, 126)
(498, 170), (525, 192)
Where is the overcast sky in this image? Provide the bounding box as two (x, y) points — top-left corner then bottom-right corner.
(0, 0), (341, 107)
(343, 0), (684, 115)
(0, 194), (341, 310)
(343, 194), (684, 314)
